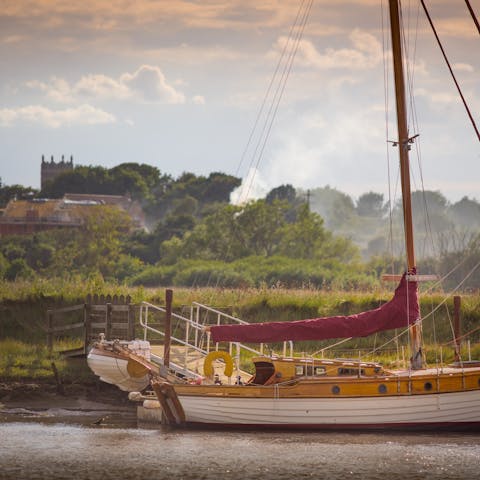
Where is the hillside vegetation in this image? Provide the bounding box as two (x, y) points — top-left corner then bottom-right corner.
(1, 164), (480, 291)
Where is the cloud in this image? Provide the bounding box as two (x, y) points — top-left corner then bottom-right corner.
(1, 1), (307, 33)
(2, 35), (26, 44)
(415, 88), (458, 106)
(75, 74), (131, 100)
(273, 29), (382, 70)
(192, 95), (206, 105)
(435, 18), (479, 39)
(120, 65), (185, 103)
(25, 65), (186, 104)
(0, 104), (116, 128)
(230, 167), (269, 205)
(25, 77), (75, 103)
(453, 63), (475, 73)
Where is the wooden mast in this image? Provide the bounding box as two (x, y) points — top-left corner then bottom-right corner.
(388, 0), (423, 369)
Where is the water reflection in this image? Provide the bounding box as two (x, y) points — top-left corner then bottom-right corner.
(1, 420), (479, 480)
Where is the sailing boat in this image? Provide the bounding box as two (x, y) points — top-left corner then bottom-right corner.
(145, 0), (480, 429)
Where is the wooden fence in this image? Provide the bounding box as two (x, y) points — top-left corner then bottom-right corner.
(46, 294), (135, 356)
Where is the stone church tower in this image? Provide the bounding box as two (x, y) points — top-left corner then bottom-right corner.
(40, 155), (74, 190)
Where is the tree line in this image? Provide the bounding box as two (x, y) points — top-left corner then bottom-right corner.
(0, 164), (479, 290)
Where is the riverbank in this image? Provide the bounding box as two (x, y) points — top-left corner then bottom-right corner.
(0, 379), (136, 427)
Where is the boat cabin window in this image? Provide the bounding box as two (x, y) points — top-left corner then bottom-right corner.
(338, 367), (364, 376)
(295, 365), (327, 376)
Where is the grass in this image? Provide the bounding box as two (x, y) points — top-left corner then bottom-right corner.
(1, 278), (479, 380)
(0, 338), (93, 382)
(0, 339), (63, 380)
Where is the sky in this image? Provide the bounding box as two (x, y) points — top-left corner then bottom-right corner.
(0, 0), (479, 203)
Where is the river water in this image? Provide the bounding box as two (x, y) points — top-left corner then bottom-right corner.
(1, 409), (480, 480)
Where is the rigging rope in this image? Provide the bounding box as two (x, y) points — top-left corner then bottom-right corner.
(198, 0), (314, 292)
(237, 0), (314, 203)
(381, 0), (397, 273)
(234, 0), (310, 179)
(464, 0), (480, 35)
(420, 0), (480, 143)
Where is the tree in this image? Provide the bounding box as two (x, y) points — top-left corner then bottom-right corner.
(356, 192), (387, 218)
(202, 172), (241, 203)
(308, 186), (356, 230)
(277, 204), (326, 258)
(236, 200), (289, 256)
(5, 258), (35, 281)
(449, 196), (480, 230)
(0, 184), (38, 208)
(46, 206), (135, 278)
(266, 184), (297, 204)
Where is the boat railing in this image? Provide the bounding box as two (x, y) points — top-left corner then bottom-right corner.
(190, 302), (294, 358)
(138, 300), (293, 380)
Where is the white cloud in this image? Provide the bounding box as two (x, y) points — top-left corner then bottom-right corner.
(2, 35), (26, 44)
(273, 29), (382, 70)
(230, 167), (269, 205)
(120, 65), (185, 103)
(75, 74), (130, 100)
(192, 95), (206, 105)
(0, 104), (116, 128)
(453, 63), (474, 73)
(245, 107), (387, 198)
(415, 88), (458, 106)
(25, 65), (186, 104)
(26, 77), (75, 103)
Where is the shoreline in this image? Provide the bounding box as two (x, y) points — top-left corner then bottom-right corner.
(0, 380), (137, 427)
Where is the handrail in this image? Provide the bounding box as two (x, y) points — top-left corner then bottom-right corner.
(140, 301), (204, 331)
(191, 302), (294, 357)
(191, 302), (250, 324)
(138, 300), (296, 380)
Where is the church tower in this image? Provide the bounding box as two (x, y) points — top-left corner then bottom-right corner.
(40, 155), (74, 190)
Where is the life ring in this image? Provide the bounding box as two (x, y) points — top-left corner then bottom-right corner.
(203, 350), (234, 378)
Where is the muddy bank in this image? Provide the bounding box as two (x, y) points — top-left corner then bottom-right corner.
(0, 380), (137, 427)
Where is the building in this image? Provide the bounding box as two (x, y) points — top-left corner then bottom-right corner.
(0, 198), (82, 235)
(63, 193), (145, 227)
(0, 194), (145, 236)
(41, 155), (74, 190)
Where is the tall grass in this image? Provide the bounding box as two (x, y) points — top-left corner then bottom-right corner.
(0, 338), (90, 382)
(1, 279), (479, 357)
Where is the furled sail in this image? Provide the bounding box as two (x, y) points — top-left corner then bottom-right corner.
(210, 274), (419, 343)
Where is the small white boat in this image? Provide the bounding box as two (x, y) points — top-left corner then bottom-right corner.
(87, 338), (151, 392)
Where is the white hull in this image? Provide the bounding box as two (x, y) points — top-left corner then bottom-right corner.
(87, 351), (150, 392)
(179, 390), (480, 429)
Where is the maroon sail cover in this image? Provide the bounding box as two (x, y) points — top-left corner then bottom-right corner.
(210, 274), (419, 343)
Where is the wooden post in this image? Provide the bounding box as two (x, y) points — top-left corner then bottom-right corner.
(164, 289), (173, 368)
(106, 303), (112, 340)
(128, 304), (135, 340)
(47, 310), (53, 353)
(453, 295), (461, 363)
(84, 303), (91, 354)
(51, 362), (65, 395)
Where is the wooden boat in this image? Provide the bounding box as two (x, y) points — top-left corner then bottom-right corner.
(149, 0), (480, 430)
(153, 357), (480, 429)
